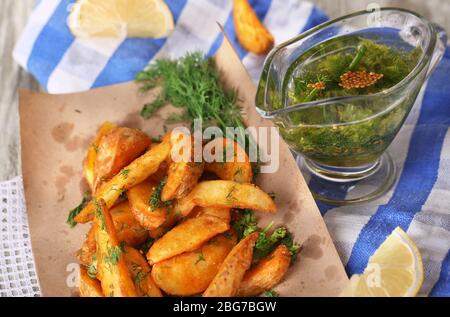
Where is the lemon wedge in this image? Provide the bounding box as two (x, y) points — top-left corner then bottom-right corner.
(340, 227), (424, 297)
(68, 0), (174, 38)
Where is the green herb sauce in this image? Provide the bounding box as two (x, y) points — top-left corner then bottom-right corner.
(277, 36), (422, 167)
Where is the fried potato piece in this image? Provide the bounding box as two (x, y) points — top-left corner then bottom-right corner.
(79, 265), (104, 297)
(77, 202), (147, 266)
(110, 201), (148, 246)
(75, 138), (171, 224)
(237, 244), (291, 296)
(204, 138), (252, 183)
(161, 131), (204, 201)
(175, 180), (277, 217)
(127, 179), (168, 230)
(152, 231), (237, 296)
(94, 127), (151, 191)
(147, 215), (230, 264)
(203, 232), (259, 297)
(77, 223), (98, 266)
(188, 206), (231, 223)
(123, 246), (162, 297)
(233, 0), (274, 55)
(84, 121), (116, 192)
(162, 161), (204, 201)
(148, 208), (180, 239)
(94, 199), (137, 297)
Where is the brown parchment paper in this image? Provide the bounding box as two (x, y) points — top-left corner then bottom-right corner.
(19, 37), (348, 297)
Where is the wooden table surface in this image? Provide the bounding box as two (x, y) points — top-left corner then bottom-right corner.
(1, 0), (449, 181)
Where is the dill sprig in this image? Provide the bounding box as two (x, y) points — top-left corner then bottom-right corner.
(148, 177), (171, 211)
(66, 191), (90, 228)
(136, 52), (246, 133)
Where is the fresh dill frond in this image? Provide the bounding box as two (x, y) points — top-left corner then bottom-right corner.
(66, 191), (90, 228)
(141, 95), (166, 119)
(148, 177), (170, 210)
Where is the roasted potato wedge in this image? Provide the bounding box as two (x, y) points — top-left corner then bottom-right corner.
(123, 246), (162, 297)
(79, 265), (104, 297)
(77, 223), (97, 266)
(237, 244), (291, 296)
(84, 121), (116, 192)
(147, 215), (230, 264)
(110, 201), (148, 246)
(127, 179), (169, 230)
(161, 161), (204, 201)
(175, 180), (277, 216)
(188, 206), (231, 223)
(203, 232), (259, 297)
(94, 199), (137, 297)
(147, 208), (180, 239)
(204, 138), (252, 183)
(93, 127), (151, 191)
(233, 0), (274, 55)
(152, 231), (237, 296)
(161, 131), (204, 201)
(75, 138), (171, 224)
(77, 202), (147, 266)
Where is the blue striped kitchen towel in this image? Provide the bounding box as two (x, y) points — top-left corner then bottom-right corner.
(13, 0), (327, 93)
(13, 0), (450, 296)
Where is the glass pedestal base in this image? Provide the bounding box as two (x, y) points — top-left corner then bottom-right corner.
(297, 152), (397, 205)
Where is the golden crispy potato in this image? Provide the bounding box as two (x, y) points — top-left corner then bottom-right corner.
(77, 223), (97, 266)
(127, 179), (169, 230)
(84, 121), (116, 192)
(203, 232), (259, 297)
(94, 127), (151, 191)
(77, 202), (147, 267)
(162, 161), (204, 201)
(147, 215), (230, 264)
(233, 0), (274, 55)
(110, 201), (148, 246)
(204, 138), (252, 183)
(147, 208), (180, 239)
(94, 199), (137, 297)
(75, 138), (171, 224)
(175, 180), (277, 217)
(161, 131), (204, 201)
(237, 244), (291, 296)
(188, 206), (231, 223)
(79, 265), (104, 297)
(152, 231), (237, 296)
(123, 246), (162, 297)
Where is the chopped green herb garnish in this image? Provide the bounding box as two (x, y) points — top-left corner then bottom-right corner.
(120, 169), (130, 179)
(93, 198), (106, 230)
(263, 289), (279, 297)
(87, 255), (97, 279)
(66, 191), (90, 228)
(232, 209), (300, 264)
(148, 177), (170, 211)
(106, 245), (122, 266)
(268, 192), (276, 200)
(195, 252), (206, 264)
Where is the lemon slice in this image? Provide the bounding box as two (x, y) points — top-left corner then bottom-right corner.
(68, 0), (174, 38)
(340, 227), (424, 297)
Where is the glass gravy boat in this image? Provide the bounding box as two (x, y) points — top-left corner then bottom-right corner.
(256, 8), (447, 205)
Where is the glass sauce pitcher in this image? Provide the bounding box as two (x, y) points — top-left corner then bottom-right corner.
(256, 8), (447, 205)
